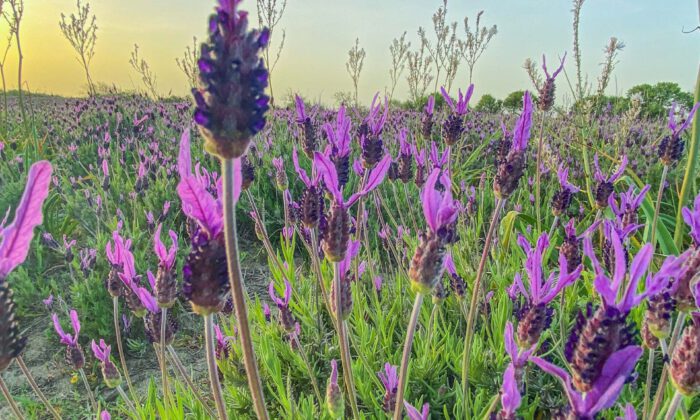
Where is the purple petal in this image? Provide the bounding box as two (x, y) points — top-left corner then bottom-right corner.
(0, 161), (53, 278)
(501, 363), (521, 416)
(178, 129), (192, 179)
(177, 176), (222, 237)
(585, 346), (642, 415)
(530, 356), (583, 413)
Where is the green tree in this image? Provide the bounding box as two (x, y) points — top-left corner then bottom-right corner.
(503, 90), (525, 112)
(474, 93), (502, 113)
(626, 82), (693, 118)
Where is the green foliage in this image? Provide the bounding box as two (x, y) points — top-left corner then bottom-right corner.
(627, 82), (694, 118)
(474, 94), (503, 113)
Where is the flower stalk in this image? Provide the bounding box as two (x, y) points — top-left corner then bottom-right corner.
(0, 375), (24, 419)
(16, 356), (61, 419)
(159, 307), (170, 407)
(393, 292), (424, 420)
(113, 297), (135, 399)
(204, 314), (228, 420)
(461, 197), (505, 413)
(167, 345), (216, 418)
(78, 368), (98, 411)
(333, 261), (360, 419)
(221, 157), (268, 419)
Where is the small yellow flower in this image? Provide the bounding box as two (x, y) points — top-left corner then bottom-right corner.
(70, 373), (79, 384)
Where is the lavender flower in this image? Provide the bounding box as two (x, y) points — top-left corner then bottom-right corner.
(192, 0), (270, 159)
(153, 224), (178, 308)
(531, 345), (642, 418)
(403, 401), (429, 420)
(494, 91), (532, 199)
(593, 154), (627, 208)
(537, 53), (566, 111)
(269, 280), (296, 332)
(91, 339), (121, 388)
(326, 359), (343, 418)
(0, 161), (53, 280)
(512, 233), (582, 347)
(440, 84), (474, 145)
(378, 363), (398, 412)
(551, 164), (580, 216)
(608, 184), (650, 232)
(496, 363), (521, 420)
(52, 310), (85, 370)
(658, 101), (700, 165)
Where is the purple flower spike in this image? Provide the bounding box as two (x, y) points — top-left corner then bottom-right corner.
(530, 345), (642, 418)
(542, 52), (567, 80)
(668, 101), (700, 138)
(511, 91), (533, 152)
(440, 84), (474, 115)
(364, 93), (389, 135)
(617, 404), (637, 420)
(584, 221), (686, 313)
(424, 95), (435, 116)
(593, 153), (628, 184)
(101, 410), (111, 420)
(514, 232), (582, 305)
(378, 363), (398, 394)
(421, 169), (458, 234)
(294, 94), (308, 122)
(504, 322), (534, 368)
(323, 105), (352, 158)
(176, 130), (233, 238)
(403, 401), (429, 420)
(314, 151), (391, 208)
(557, 164), (580, 193)
(52, 310), (80, 346)
(398, 128), (412, 156)
(0, 161), (53, 279)
(292, 147), (322, 188)
(500, 363), (521, 418)
(91, 339), (111, 363)
(269, 280), (291, 309)
(154, 224), (178, 271)
(43, 294), (54, 308)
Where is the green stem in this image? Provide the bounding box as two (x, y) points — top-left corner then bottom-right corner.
(292, 335), (323, 408)
(664, 390), (683, 420)
(650, 312), (687, 420)
(535, 114), (546, 234)
(333, 262), (360, 419)
(393, 292), (425, 420)
(221, 158), (269, 420)
(651, 165), (669, 248)
(15, 356), (61, 419)
(116, 385), (137, 413)
(78, 368), (98, 412)
(167, 345), (217, 418)
(642, 347), (655, 420)
(0, 374), (24, 419)
(113, 297), (136, 400)
(159, 308), (170, 408)
(462, 198), (505, 416)
(204, 314), (228, 420)
(673, 66), (700, 247)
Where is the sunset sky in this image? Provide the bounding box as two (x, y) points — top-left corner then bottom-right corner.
(0, 0), (697, 105)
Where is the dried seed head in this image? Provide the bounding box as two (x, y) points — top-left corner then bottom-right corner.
(670, 317), (700, 396)
(0, 283), (26, 372)
(323, 203), (350, 262)
(568, 305), (636, 392)
(517, 303), (554, 348)
(658, 135), (684, 166)
(182, 230), (230, 316)
(493, 150), (527, 199)
(409, 231), (447, 295)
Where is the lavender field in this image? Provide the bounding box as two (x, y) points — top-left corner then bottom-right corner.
(0, 0), (699, 419)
